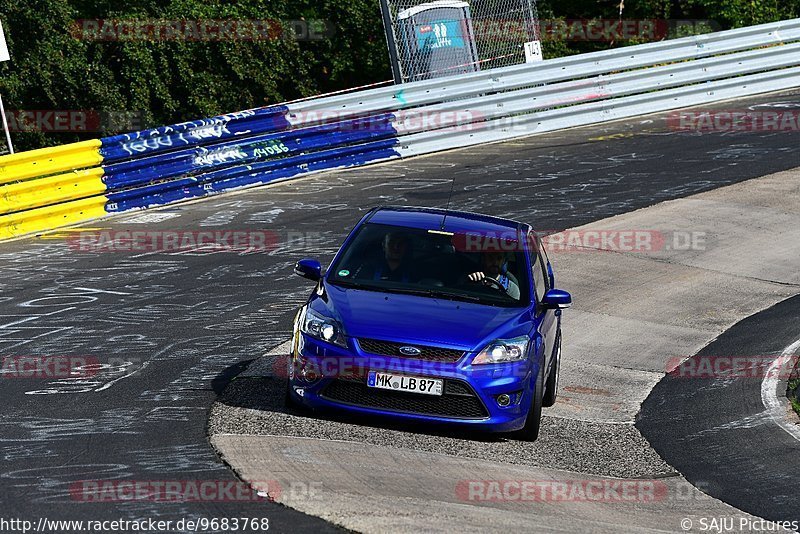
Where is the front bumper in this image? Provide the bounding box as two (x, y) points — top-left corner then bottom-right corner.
(288, 333), (539, 433)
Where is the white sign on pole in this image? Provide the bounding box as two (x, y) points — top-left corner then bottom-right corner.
(524, 40), (543, 63)
(0, 21), (9, 62)
(0, 20), (13, 154)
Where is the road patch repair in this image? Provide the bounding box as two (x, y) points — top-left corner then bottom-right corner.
(209, 167), (800, 531)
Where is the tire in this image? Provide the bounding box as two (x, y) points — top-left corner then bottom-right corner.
(516, 357), (545, 441)
(542, 332), (561, 408)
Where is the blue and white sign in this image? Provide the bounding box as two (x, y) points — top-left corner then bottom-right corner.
(415, 20), (465, 50)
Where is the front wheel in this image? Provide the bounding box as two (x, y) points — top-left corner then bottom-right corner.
(516, 359), (545, 441)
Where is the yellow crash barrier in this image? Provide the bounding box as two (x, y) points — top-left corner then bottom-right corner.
(0, 195), (108, 241)
(0, 140), (103, 184)
(0, 167), (106, 215)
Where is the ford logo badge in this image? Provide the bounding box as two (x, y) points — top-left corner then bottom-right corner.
(399, 346), (422, 356)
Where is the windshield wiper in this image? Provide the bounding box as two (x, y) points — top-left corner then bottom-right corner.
(421, 289), (482, 303)
(373, 286), (436, 298)
(380, 286), (483, 304)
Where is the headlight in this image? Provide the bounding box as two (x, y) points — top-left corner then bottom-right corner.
(300, 307), (347, 348)
(472, 336), (529, 365)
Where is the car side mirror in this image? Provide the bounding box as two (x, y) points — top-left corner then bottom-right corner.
(294, 259), (322, 282)
(541, 289), (572, 309)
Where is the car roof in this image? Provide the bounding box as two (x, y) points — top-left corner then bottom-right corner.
(365, 206), (529, 235)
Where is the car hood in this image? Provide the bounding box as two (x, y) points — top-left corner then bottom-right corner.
(316, 283), (532, 351)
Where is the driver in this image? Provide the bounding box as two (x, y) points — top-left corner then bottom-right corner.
(467, 251), (521, 299)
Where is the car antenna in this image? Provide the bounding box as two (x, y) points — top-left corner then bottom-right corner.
(440, 175), (457, 231)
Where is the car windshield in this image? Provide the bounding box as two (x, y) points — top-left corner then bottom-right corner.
(327, 222), (531, 307)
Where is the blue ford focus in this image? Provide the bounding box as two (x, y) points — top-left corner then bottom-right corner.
(287, 206), (571, 440)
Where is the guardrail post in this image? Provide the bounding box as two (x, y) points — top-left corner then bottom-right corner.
(0, 94), (13, 154)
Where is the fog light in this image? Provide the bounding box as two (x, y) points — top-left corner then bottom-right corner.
(497, 394), (511, 407)
(294, 355), (321, 383)
(300, 366), (319, 382)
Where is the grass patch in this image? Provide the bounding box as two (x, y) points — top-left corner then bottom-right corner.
(789, 379), (800, 417)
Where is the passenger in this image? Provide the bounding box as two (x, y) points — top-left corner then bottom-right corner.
(355, 232), (414, 283)
(466, 251), (520, 299)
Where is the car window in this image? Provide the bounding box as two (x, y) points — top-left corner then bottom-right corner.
(532, 252), (546, 303)
(529, 233), (548, 303)
(538, 250), (551, 293)
(539, 234), (554, 286)
(327, 223), (531, 307)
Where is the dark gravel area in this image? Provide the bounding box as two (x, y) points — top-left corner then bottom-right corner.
(209, 359), (674, 479)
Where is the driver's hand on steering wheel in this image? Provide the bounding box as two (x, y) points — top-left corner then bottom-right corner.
(468, 271), (487, 282)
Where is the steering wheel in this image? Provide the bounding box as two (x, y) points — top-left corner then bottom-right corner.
(468, 275), (509, 295)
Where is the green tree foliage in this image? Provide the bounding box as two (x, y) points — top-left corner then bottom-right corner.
(0, 0), (326, 149)
(681, 0), (799, 27)
(0, 0), (797, 151)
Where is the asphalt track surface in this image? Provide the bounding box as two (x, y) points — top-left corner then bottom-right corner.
(638, 295), (800, 523)
(1, 90), (799, 531)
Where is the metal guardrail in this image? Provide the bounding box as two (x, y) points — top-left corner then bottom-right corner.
(287, 17), (800, 120)
(2, 18), (800, 240)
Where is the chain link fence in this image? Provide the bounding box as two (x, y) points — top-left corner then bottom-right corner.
(381, 0), (540, 83)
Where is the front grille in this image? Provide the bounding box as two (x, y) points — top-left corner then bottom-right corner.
(357, 338), (465, 363)
(321, 376), (489, 419)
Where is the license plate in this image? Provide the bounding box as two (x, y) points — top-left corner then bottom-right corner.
(367, 371), (443, 396)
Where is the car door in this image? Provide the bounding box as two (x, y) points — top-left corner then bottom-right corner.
(530, 232), (557, 374)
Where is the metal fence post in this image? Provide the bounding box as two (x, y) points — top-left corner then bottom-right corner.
(380, 0), (404, 84)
